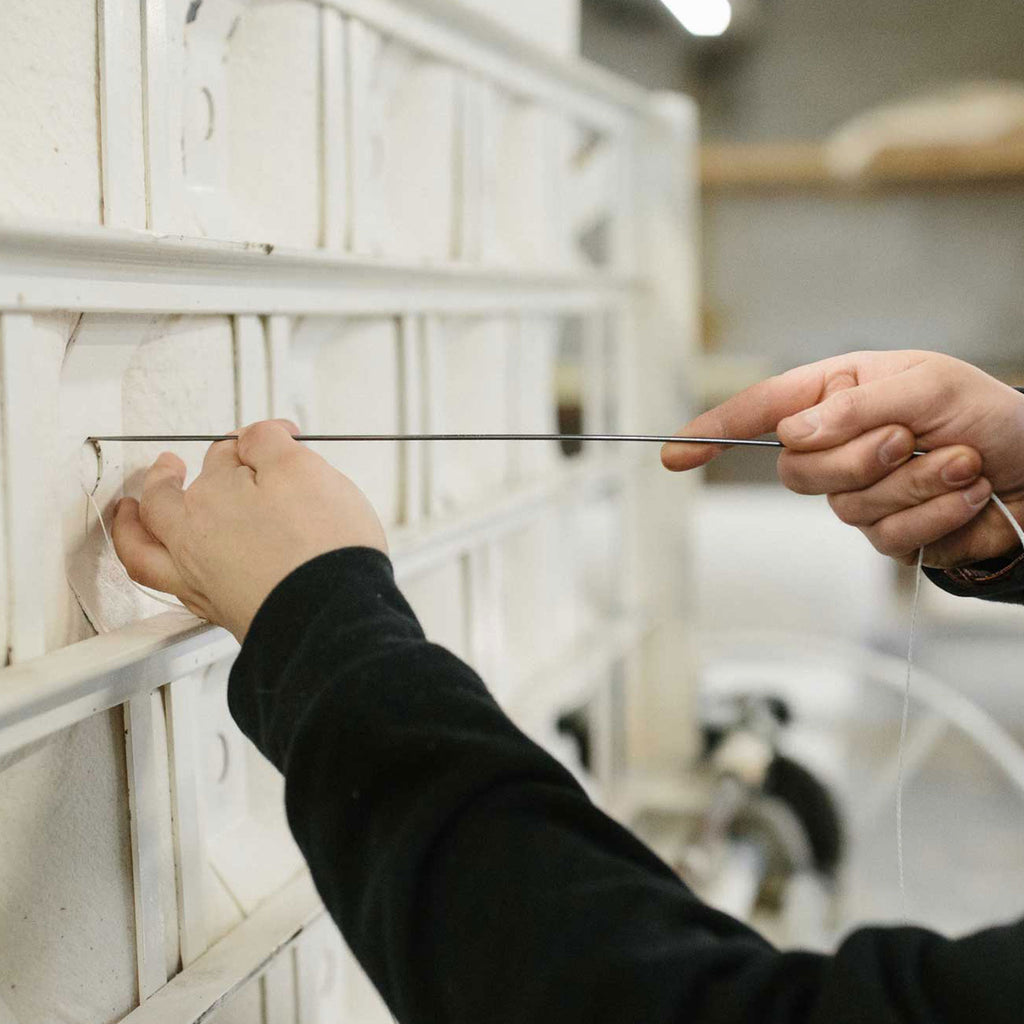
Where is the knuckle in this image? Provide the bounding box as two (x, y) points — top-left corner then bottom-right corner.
(825, 389), (859, 432)
(828, 493), (865, 526)
(239, 420), (275, 447)
(776, 455), (806, 493)
(865, 520), (906, 558)
(906, 465), (938, 505)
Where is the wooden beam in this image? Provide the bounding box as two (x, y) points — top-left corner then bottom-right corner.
(702, 139), (1024, 193)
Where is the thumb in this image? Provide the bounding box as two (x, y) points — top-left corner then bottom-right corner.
(662, 364), (827, 471)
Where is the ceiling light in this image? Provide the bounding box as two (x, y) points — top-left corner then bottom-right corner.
(661, 0), (733, 37)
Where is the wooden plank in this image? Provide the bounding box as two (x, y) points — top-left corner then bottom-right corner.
(141, 0), (183, 233)
(266, 316), (294, 420)
(0, 313), (49, 662)
(702, 139), (1024, 191)
(321, 0), (643, 129)
(581, 313), (609, 438)
(346, 19), (379, 256)
(0, 610), (236, 758)
(165, 673), (210, 967)
(262, 952), (298, 1024)
(233, 316), (270, 426)
(701, 142), (832, 191)
(454, 75), (485, 262)
(397, 316), (425, 527)
(0, 224), (634, 316)
(125, 693), (171, 999)
(119, 873), (323, 1024)
(98, 0), (147, 228)
(464, 543), (504, 691)
(421, 317), (446, 518)
(294, 916), (347, 1024)
(320, 8), (349, 250)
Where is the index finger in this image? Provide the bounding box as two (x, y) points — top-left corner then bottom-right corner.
(661, 364), (828, 471)
(201, 434), (242, 474)
(235, 419), (303, 474)
(140, 452), (187, 547)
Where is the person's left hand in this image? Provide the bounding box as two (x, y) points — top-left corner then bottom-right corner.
(661, 351), (1024, 567)
(112, 420), (388, 641)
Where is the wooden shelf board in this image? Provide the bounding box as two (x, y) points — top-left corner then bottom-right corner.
(702, 139), (1024, 192)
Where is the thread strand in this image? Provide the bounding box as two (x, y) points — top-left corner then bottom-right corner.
(83, 486), (183, 611)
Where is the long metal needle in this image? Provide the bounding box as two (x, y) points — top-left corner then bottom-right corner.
(88, 433), (786, 448)
(86, 433), (930, 455)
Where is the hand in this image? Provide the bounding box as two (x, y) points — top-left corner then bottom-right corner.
(112, 420), (388, 640)
(662, 351), (1024, 567)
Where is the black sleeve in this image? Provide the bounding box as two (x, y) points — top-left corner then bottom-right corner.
(228, 548), (1024, 1024)
(924, 553), (1024, 605)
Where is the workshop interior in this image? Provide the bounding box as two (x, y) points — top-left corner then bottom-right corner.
(2, 0), (1024, 1020)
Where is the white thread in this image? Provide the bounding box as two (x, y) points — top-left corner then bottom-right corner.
(992, 493), (1024, 550)
(896, 494), (1024, 921)
(896, 547), (923, 922)
(83, 485), (183, 611)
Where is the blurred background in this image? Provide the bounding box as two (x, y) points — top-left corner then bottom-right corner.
(579, 0), (1024, 948)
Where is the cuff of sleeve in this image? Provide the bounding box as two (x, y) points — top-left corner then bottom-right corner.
(924, 550), (1024, 604)
(227, 546), (424, 769)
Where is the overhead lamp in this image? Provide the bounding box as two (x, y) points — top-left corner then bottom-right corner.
(660, 0), (733, 37)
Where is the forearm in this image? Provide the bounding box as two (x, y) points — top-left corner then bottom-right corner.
(226, 548), (774, 1022)
(227, 548), (1023, 1024)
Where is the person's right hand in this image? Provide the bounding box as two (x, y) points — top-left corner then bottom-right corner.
(112, 420), (388, 641)
(662, 351), (1024, 567)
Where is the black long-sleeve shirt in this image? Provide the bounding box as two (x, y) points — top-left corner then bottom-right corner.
(228, 548), (1024, 1024)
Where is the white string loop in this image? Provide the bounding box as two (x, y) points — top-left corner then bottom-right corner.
(897, 494), (1024, 921)
(82, 485), (183, 611)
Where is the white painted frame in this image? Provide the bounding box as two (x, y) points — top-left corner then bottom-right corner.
(0, 0), (700, 1018)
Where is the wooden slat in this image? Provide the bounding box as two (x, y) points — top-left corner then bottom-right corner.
(0, 313), (49, 662)
(98, 0), (147, 228)
(233, 316), (271, 426)
(701, 142), (830, 191)
(0, 223), (633, 316)
(398, 315), (426, 527)
(125, 693), (171, 999)
(320, 8), (349, 250)
(0, 611), (237, 758)
(702, 139), (1024, 192)
(166, 674), (210, 967)
(120, 874), (323, 1024)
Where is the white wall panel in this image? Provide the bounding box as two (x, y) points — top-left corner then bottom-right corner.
(290, 318), (403, 527)
(0, 715), (137, 1024)
(350, 26), (458, 261)
(0, 0), (102, 225)
(223, 3), (323, 248)
(431, 317), (513, 511)
(0, 2), (699, 1020)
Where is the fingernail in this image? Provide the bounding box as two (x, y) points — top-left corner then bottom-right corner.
(964, 480), (991, 508)
(942, 455), (978, 485)
(785, 410), (820, 440)
(879, 431), (911, 467)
